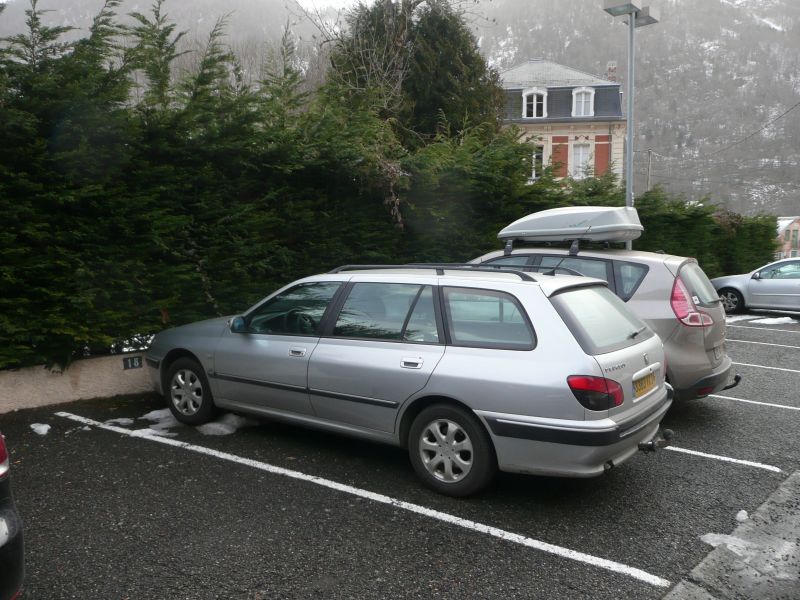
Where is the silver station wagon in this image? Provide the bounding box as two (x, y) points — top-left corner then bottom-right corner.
(146, 266), (673, 496)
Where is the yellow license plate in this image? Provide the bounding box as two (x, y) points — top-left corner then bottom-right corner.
(633, 372), (656, 398)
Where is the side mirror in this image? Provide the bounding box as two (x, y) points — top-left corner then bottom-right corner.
(751, 272), (761, 280)
(230, 316), (248, 333)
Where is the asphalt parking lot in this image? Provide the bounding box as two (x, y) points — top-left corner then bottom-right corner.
(2, 314), (799, 599)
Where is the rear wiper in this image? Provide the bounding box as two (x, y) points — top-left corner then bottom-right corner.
(628, 325), (647, 339)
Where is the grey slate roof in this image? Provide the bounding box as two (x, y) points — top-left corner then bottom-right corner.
(500, 59), (616, 88)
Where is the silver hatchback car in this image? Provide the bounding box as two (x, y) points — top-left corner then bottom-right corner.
(146, 266), (673, 496)
(472, 206), (738, 401)
(712, 258), (800, 314)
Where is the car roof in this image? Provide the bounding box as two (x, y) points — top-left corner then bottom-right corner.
(476, 246), (690, 267)
(303, 267), (608, 297)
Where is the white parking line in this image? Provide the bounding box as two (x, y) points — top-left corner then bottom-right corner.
(732, 362), (800, 374)
(710, 394), (800, 412)
(55, 411), (670, 588)
(665, 447), (781, 473)
(728, 325), (800, 334)
(726, 339), (800, 350)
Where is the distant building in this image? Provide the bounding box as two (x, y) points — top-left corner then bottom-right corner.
(777, 216), (800, 258)
(499, 59), (625, 182)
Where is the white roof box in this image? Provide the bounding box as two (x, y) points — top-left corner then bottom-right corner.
(498, 206), (643, 243)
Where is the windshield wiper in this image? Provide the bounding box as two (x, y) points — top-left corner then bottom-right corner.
(628, 325), (647, 339)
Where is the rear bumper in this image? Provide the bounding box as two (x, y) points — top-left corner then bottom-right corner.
(477, 385), (673, 477)
(672, 355), (735, 401)
(0, 482), (24, 600)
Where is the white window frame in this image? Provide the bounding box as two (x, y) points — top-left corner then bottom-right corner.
(570, 143), (592, 179)
(530, 143), (545, 181)
(571, 87), (595, 117)
(522, 87), (547, 119)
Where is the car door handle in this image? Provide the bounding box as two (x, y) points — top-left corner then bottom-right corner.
(289, 347), (307, 357)
(401, 357), (423, 369)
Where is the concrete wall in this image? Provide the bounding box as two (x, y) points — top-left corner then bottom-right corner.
(0, 355), (154, 414)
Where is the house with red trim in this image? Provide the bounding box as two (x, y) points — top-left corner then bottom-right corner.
(777, 216), (800, 258)
(500, 59), (625, 182)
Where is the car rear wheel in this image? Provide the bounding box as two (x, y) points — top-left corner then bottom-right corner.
(408, 404), (496, 497)
(165, 358), (216, 425)
(718, 288), (744, 314)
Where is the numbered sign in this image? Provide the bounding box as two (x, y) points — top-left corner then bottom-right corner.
(123, 356), (143, 370)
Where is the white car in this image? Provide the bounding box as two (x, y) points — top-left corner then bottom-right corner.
(712, 258), (800, 314)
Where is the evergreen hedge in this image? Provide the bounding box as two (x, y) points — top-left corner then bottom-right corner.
(0, 1), (778, 369)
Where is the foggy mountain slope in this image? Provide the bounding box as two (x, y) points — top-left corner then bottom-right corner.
(472, 0), (800, 215)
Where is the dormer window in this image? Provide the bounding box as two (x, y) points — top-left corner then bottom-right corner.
(522, 88), (547, 119)
(572, 87), (595, 117)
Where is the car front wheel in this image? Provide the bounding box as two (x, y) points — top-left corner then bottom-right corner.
(408, 404), (497, 497)
(718, 288), (744, 314)
(165, 357), (216, 425)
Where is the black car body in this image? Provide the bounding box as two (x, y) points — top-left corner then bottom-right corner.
(0, 432), (23, 600)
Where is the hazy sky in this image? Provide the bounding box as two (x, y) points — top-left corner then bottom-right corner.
(297, 0), (358, 10)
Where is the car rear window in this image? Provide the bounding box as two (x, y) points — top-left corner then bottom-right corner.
(679, 262), (720, 307)
(551, 285), (653, 355)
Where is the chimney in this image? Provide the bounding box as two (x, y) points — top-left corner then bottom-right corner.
(606, 61), (618, 82)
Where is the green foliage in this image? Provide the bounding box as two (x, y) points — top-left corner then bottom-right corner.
(399, 2), (503, 145)
(634, 187), (776, 278)
(0, 1), (779, 370)
(330, 0), (503, 146)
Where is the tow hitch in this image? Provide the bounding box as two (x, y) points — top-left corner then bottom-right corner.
(638, 428), (674, 452)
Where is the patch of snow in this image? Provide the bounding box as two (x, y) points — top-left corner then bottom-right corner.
(196, 413), (258, 436)
(736, 510), (749, 522)
(105, 417), (134, 426)
(755, 16), (784, 32)
(725, 315), (758, 323)
(130, 428), (178, 438)
(30, 423), (50, 436)
(749, 317), (797, 325)
(701, 533), (754, 556)
(139, 408), (182, 433)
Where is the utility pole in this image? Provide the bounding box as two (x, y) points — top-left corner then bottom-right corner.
(647, 148), (653, 192)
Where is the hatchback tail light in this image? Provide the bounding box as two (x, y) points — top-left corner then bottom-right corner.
(671, 277), (713, 327)
(567, 375), (624, 411)
(0, 433), (9, 478)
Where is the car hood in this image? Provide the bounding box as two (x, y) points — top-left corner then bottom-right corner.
(149, 316), (233, 354)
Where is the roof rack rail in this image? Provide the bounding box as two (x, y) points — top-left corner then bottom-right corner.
(328, 264), (537, 282)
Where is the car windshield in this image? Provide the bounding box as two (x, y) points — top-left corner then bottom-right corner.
(551, 285), (653, 355)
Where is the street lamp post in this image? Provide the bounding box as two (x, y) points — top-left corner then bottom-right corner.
(603, 1), (659, 249)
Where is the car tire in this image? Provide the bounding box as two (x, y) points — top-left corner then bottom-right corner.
(408, 404), (497, 497)
(718, 288), (744, 314)
(165, 357), (217, 425)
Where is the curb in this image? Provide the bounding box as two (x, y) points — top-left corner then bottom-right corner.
(664, 470), (800, 600)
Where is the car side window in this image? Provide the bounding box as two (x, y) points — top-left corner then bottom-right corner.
(248, 282), (341, 335)
(614, 261), (649, 302)
(334, 283), (432, 341)
(762, 262), (800, 279)
(484, 256), (531, 268)
(442, 287), (535, 350)
(538, 256), (611, 282)
(403, 286), (439, 343)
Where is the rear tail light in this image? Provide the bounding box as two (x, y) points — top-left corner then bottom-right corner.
(567, 375), (624, 411)
(0, 433), (9, 478)
(671, 277), (713, 327)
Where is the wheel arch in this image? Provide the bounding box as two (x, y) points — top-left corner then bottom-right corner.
(160, 348), (204, 392)
(398, 395), (488, 449)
